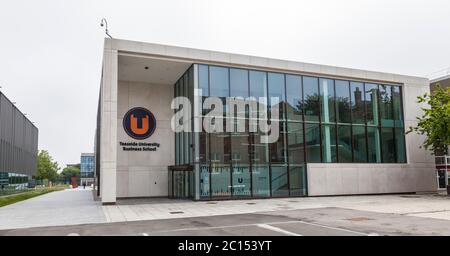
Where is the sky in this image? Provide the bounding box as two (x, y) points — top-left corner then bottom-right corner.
(0, 0), (449, 167)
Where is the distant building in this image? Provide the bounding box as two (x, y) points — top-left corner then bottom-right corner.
(80, 153), (95, 186)
(0, 91), (38, 189)
(430, 75), (450, 93)
(67, 163), (81, 169)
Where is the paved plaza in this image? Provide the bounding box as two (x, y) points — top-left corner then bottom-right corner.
(103, 193), (450, 222)
(2, 188), (450, 235)
(0, 188), (106, 230)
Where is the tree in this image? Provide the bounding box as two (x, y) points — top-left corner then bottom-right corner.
(60, 166), (80, 183)
(36, 150), (60, 181)
(408, 85), (450, 155)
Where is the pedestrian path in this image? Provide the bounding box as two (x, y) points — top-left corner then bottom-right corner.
(0, 188), (106, 230)
(2, 188), (450, 231)
(102, 194), (450, 223)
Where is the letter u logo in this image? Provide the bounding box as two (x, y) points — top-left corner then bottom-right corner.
(130, 114), (149, 135)
(123, 107), (156, 140)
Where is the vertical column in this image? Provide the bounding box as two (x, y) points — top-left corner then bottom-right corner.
(193, 65), (201, 200)
(321, 81), (331, 163)
(100, 39), (118, 204)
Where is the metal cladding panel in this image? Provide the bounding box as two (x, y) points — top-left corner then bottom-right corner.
(0, 92), (38, 176)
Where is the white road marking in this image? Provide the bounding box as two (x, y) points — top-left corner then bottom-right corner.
(257, 224), (302, 236)
(142, 233), (149, 236)
(67, 233), (80, 236)
(144, 220), (370, 236)
(282, 220), (369, 236)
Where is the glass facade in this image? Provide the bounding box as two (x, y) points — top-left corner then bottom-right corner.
(172, 64), (407, 200)
(80, 155), (95, 178)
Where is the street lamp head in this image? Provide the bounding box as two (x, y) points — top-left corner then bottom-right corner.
(100, 18), (113, 39)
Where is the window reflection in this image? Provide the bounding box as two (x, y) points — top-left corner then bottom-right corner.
(286, 75), (303, 121)
(335, 80), (351, 123)
(303, 77), (320, 122)
(365, 83), (379, 126)
(351, 82), (365, 124)
(188, 64), (407, 200)
(320, 78), (335, 123)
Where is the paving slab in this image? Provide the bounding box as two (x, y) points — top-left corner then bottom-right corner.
(4, 207), (450, 236)
(0, 188), (106, 230)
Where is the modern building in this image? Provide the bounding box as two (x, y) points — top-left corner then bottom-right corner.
(80, 153), (95, 186)
(0, 91), (38, 189)
(430, 74), (450, 93)
(95, 38), (436, 204)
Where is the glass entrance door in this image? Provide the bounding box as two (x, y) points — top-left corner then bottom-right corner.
(168, 165), (194, 199)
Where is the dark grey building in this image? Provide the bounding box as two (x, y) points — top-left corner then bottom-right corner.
(0, 91), (38, 187)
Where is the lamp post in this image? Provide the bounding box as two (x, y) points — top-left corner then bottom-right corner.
(100, 18), (113, 39)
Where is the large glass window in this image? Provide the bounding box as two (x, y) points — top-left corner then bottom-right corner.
(286, 75), (303, 122)
(367, 126), (381, 163)
(210, 130), (230, 164)
(199, 65), (209, 96)
(271, 166), (289, 197)
(352, 126), (367, 163)
(287, 122), (305, 164)
(320, 78), (335, 123)
(381, 127), (396, 163)
(210, 165), (231, 197)
(335, 80), (351, 123)
(251, 132), (270, 197)
(252, 165), (270, 197)
(338, 125), (352, 163)
(209, 66), (229, 98)
(230, 68), (249, 131)
(250, 71), (268, 118)
(289, 165), (306, 196)
(210, 125), (231, 197)
(269, 122), (287, 164)
(230, 68), (249, 97)
(232, 165), (251, 197)
(268, 73), (286, 120)
(303, 77), (320, 122)
(322, 124), (337, 163)
(305, 123), (321, 162)
(379, 85), (394, 127)
(189, 64), (408, 200)
(270, 122), (288, 197)
(365, 83), (379, 126)
(393, 86), (403, 128)
(231, 132), (251, 197)
(199, 165), (210, 198)
(351, 82), (365, 124)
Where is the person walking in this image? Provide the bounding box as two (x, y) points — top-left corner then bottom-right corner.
(83, 182), (86, 189)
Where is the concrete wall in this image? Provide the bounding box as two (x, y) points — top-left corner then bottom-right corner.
(307, 80), (437, 196)
(99, 43), (118, 204)
(116, 81), (174, 198)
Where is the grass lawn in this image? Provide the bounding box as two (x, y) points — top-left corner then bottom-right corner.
(0, 186), (67, 208)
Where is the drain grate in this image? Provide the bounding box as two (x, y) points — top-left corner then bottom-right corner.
(170, 211), (184, 215)
(347, 217), (373, 221)
(246, 202), (257, 205)
(400, 195), (421, 198)
(206, 202), (217, 204)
